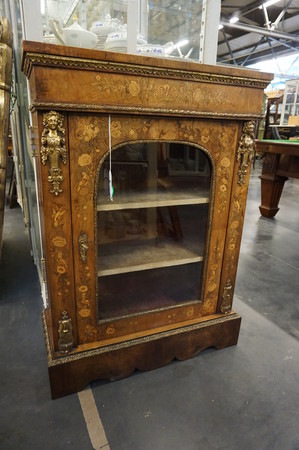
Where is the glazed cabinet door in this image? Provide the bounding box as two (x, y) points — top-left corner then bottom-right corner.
(67, 113), (247, 347)
(95, 140), (211, 320)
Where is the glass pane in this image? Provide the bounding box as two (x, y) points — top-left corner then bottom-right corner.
(41, 0), (203, 61)
(97, 142), (211, 320)
(6, 0), (42, 272)
(145, 1), (203, 60)
(286, 91), (295, 104)
(42, 0), (128, 48)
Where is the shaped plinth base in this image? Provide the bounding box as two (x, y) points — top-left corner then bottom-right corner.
(42, 311), (241, 399)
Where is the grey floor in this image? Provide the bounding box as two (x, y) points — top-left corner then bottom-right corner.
(0, 161), (299, 450)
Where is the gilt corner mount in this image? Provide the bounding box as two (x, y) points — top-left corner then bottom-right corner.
(41, 110), (67, 195)
(236, 120), (256, 186)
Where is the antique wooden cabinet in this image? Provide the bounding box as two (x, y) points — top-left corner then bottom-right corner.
(22, 41), (272, 398)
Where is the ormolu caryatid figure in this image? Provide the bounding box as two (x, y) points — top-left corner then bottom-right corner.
(237, 120), (256, 185)
(41, 111), (67, 195)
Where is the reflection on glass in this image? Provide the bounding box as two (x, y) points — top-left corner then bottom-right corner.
(147, 1), (202, 60)
(280, 79), (299, 125)
(6, 0), (42, 274)
(97, 142), (211, 320)
(41, 0), (203, 60)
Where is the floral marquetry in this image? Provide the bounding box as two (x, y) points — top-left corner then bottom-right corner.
(75, 117), (101, 142)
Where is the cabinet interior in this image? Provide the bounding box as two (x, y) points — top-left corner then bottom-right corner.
(96, 141), (212, 319)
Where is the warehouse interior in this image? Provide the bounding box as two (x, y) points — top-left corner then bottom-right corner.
(1, 160), (298, 449)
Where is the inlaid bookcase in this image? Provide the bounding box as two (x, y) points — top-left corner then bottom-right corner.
(22, 41), (272, 398)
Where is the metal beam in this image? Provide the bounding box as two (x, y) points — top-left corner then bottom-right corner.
(268, 36), (299, 52)
(218, 37), (299, 64)
(221, 0), (263, 20)
(221, 29), (238, 65)
(241, 36), (266, 66)
(220, 19), (299, 42)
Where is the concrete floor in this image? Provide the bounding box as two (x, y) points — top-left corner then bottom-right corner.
(0, 161), (299, 450)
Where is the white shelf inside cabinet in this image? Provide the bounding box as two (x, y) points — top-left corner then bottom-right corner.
(98, 238), (204, 277)
(97, 188), (210, 211)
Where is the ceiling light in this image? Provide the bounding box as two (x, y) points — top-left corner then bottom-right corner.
(219, 24), (224, 30)
(259, 0), (280, 9)
(230, 16), (239, 24)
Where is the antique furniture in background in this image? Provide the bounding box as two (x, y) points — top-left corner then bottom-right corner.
(280, 78), (299, 126)
(0, 17), (13, 260)
(263, 92), (283, 139)
(22, 41), (272, 398)
(269, 124), (299, 140)
(257, 139), (299, 218)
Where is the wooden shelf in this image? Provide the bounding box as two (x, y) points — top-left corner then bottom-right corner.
(97, 188), (209, 211)
(98, 238), (204, 276)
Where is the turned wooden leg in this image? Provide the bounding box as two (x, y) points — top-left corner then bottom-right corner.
(259, 174), (288, 218)
(259, 152), (288, 218)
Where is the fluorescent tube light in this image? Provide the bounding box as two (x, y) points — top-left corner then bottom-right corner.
(259, 0), (280, 9)
(230, 16), (239, 24)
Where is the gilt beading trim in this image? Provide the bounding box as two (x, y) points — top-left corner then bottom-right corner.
(31, 100), (263, 121)
(42, 310), (241, 366)
(23, 52), (270, 89)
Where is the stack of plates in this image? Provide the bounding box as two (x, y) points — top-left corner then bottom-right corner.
(104, 31), (147, 52)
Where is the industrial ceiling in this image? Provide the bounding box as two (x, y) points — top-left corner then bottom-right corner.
(218, 0), (299, 66)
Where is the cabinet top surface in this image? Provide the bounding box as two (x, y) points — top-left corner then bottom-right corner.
(22, 40), (272, 85)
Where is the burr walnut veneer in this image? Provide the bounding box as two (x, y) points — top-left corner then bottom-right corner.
(22, 41), (272, 399)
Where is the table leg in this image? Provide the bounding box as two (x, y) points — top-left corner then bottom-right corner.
(259, 153), (288, 218)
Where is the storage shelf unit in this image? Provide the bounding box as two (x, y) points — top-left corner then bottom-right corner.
(280, 79), (299, 125)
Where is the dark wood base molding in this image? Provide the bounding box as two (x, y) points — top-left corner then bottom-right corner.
(42, 311), (241, 399)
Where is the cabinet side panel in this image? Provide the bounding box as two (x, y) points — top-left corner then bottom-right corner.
(200, 120), (240, 315)
(30, 112), (60, 355)
(218, 121), (255, 313)
(37, 112), (77, 350)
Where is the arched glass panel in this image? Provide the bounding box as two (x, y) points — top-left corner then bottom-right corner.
(97, 142), (211, 320)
